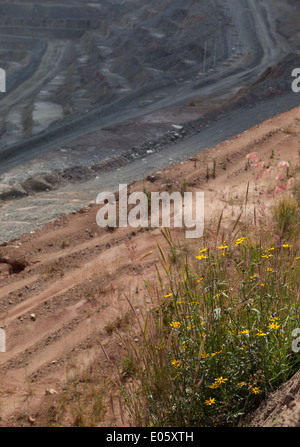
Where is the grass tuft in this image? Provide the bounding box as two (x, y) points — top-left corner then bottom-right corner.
(120, 207), (300, 427)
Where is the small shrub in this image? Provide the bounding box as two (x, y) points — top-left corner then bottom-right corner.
(61, 238), (70, 249)
(213, 158), (216, 179)
(283, 127), (298, 135)
(121, 219), (300, 427)
(181, 178), (189, 194)
(272, 195), (299, 239)
(121, 355), (138, 379)
(292, 177), (300, 208)
(46, 368), (105, 427)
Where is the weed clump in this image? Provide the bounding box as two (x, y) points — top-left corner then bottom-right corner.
(272, 196), (299, 240)
(121, 216), (300, 427)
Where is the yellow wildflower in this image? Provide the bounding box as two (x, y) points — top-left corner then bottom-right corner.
(218, 245), (229, 250)
(268, 322), (280, 330)
(237, 382), (246, 387)
(198, 248), (208, 253)
(211, 349), (222, 357)
(164, 293), (173, 298)
(238, 330), (250, 335)
(201, 351), (209, 359)
(251, 387), (261, 394)
(282, 244), (292, 248)
(209, 376), (229, 388)
(155, 343), (165, 350)
(170, 321), (182, 328)
(196, 255), (208, 260)
(215, 377), (228, 385)
(235, 237), (246, 246)
(171, 359), (181, 368)
(256, 330), (267, 336)
(241, 344), (250, 350)
(204, 398), (216, 406)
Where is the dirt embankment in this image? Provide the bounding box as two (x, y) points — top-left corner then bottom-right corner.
(1, 103), (300, 426)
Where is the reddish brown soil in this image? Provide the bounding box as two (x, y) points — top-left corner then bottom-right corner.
(1, 105), (300, 426)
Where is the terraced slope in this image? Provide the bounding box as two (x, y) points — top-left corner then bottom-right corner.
(1, 103), (300, 426)
(0, 0), (225, 149)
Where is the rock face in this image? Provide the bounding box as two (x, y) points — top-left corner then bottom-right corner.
(242, 368), (300, 427)
(0, 255), (28, 274)
(0, 184), (27, 201)
(21, 176), (53, 193)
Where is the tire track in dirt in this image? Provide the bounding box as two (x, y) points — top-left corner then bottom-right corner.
(0, 221), (164, 425)
(0, 228), (162, 379)
(1, 231), (150, 324)
(0, 274), (41, 300)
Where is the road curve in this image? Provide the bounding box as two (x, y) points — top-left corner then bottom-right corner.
(0, 40), (67, 115)
(0, 0), (294, 174)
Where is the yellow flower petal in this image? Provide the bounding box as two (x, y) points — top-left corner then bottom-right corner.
(204, 397), (216, 406)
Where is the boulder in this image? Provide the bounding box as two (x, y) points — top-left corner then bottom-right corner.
(20, 176), (53, 194)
